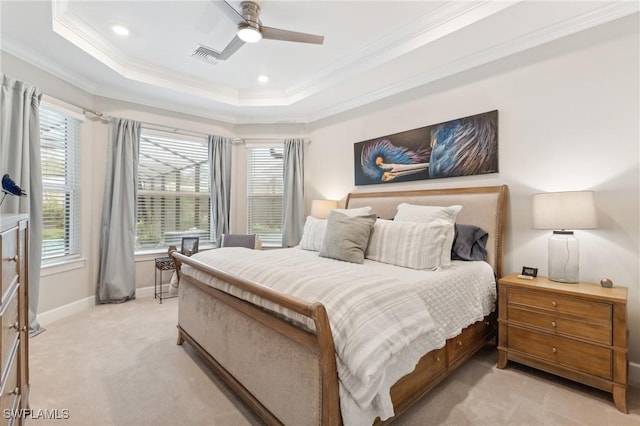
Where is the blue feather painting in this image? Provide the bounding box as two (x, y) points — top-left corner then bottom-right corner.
(354, 110), (498, 185)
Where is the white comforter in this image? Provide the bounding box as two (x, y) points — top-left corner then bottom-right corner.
(181, 247), (496, 425)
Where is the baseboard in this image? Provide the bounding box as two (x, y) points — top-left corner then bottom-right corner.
(36, 284), (171, 327)
(37, 295), (94, 327)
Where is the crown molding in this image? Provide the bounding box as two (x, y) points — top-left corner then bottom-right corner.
(49, 0), (520, 108)
(285, 0), (520, 103)
(16, 0), (637, 125)
(0, 39), (98, 95)
(307, 1), (640, 122)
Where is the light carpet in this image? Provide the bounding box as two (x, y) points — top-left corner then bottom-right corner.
(27, 296), (639, 425)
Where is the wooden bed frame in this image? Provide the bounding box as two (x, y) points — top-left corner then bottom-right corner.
(172, 185), (508, 425)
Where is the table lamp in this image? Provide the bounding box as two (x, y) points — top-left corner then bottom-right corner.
(532, 191), (597, 283)
(310, 199), (338, 219)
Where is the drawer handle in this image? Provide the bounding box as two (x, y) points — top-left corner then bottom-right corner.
(484, 321), (490, 326)
(9, 322), (19, 330)
(456, 340), (463, 347)
(551, 301), (557, 307)
(551, 321), (557, 328)
(9, 255), (18, 263)
(552, 347), (557, 353)
(435, 355), (441, 362)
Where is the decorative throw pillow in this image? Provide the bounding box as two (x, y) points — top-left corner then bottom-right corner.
(393, 203), (462, 268)
(333, 206), (373, 217)
(299, 216), (327, 252)
(365, 219), (449, 270)
(451, 224), (489, 261)
(319, 211), (376, 264)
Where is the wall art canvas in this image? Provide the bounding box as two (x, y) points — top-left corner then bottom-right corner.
(353, 110), (498, 185)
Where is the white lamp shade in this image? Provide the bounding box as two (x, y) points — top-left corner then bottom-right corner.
(310, 200), (338, 219)
(533, 191), (597, 230)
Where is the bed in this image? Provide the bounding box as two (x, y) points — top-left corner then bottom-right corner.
(172, 185), (508, 425)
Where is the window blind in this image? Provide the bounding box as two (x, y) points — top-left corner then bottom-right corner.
(136, 131), (211, 252)
(40, 106), (81, 261)
(247, 147), (284, 247)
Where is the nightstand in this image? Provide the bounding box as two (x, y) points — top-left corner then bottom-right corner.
(497, 273), (628, 413)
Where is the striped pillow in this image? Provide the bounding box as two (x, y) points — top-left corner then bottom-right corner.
(365, 219), (449, 270)
(394, 204), (462, 268)
(299, 216), (327, 251)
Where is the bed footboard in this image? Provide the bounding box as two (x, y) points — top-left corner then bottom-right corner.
(174, 256), (341, 426)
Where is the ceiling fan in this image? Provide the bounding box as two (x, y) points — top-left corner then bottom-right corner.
(208, 1), (325, 61)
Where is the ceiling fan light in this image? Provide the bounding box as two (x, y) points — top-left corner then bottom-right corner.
(238, 26), (262, 43)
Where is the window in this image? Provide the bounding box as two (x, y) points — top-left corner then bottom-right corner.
(136, 130), (211, 253)
(247, 146), (284, 247)
(39, 106), (81, 262)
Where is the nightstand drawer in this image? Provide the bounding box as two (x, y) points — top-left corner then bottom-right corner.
(508, 288), (611, 321)
(507, 306), (611, 345)
(508, 327), (612, 379)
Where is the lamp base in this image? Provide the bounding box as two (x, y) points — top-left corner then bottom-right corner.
(548, 230), (579, 283)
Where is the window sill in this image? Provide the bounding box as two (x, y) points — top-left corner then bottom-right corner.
(41, 257), (86, 277)
(135, 246), (216, 262)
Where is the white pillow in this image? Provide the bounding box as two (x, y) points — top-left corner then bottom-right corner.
(298, 216), (327, 251)
(333, 206), (373, 217)
(393, 203), (462, 267)
(365, 219), (449, 270)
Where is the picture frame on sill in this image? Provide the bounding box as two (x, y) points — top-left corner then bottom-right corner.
(181, 237), (199, 256)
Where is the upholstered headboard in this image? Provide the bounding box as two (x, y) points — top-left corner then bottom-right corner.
(345, 185), (508, 277)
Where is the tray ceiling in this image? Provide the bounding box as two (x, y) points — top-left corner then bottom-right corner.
(1, 1), (637, 124)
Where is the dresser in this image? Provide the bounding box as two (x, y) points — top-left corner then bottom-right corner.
(0, 215), (29, 425)
(497, 273), (628, 413)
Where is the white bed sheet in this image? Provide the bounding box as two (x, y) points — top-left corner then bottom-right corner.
(181, 247), (496, 425)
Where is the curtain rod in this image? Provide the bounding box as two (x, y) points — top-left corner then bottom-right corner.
(46, 95), (309, 142)
(232, 138), (311, 145)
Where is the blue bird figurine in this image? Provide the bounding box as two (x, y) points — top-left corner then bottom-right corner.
(0, 174), (27, 207)
(2, 174), (26, 197)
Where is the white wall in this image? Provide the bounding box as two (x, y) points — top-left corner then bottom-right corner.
(307, 16), (640, 369)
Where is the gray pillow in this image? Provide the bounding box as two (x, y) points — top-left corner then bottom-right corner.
(319, 211), (376, 264)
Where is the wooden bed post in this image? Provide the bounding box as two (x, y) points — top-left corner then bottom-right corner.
(311, 303), (342, 425)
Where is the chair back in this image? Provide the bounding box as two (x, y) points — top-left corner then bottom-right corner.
(221, 234), (261, 249)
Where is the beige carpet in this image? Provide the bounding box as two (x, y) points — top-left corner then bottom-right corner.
(27, 296), (639, 426)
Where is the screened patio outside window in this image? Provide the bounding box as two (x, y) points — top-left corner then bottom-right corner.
(136, 130), (212, 253)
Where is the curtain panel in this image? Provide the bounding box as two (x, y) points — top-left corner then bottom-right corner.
(96, 118), (140, 304)
(282, 138), (305, 247)
(0, 74), (44, 336)
(208, 135), (232, 247)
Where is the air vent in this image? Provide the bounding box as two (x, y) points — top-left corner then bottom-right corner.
(191, 45), (221, 65)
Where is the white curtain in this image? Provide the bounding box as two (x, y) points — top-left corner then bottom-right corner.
(208, 135), (232, 247)
(0, 74), (44, 336)
(282, 138), (305, 247)
(96, 118), (140, 303)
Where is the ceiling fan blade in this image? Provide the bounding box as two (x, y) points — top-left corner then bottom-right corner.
(261, 26), (324, 45)
(215, 35), (246, 60)
(212, 0), (247, 25)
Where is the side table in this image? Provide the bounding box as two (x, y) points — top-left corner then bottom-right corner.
(154, 256), (177, 303)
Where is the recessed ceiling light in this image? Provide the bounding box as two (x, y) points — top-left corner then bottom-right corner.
(111, 24), (129, 36)
(257, 75), (269, 83)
